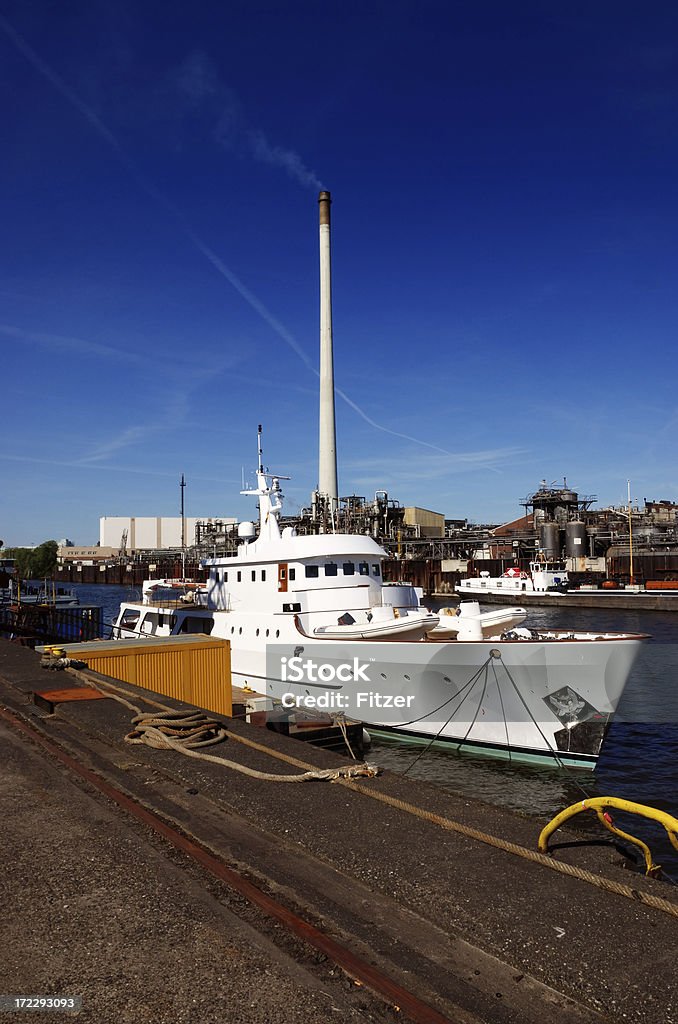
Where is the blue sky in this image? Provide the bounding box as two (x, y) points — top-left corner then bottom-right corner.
(2, 1), (678, 545)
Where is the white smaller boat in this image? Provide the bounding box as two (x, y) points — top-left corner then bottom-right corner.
(457, 560), (569, 597)
(9, 580), (79, 606)
(427, 602), (528, 639)
(142, 578), (208, 606)
(312, 606), (439, 641)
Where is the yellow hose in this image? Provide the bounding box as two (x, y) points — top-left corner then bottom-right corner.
(539, 797), (678, 876)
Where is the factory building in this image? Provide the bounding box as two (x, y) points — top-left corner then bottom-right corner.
(403, 507), (446, 539)
(99, 516), (237, 553)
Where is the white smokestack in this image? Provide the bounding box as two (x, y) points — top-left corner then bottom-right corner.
(318, 190), (338, 509)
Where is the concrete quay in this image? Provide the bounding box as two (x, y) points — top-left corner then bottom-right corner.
(444, 589), (678, 611)
(0, 639), (676, 1024)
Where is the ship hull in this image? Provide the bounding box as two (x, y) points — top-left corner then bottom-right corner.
(112, 603), (644, 769)
(220, 620), (642, 769)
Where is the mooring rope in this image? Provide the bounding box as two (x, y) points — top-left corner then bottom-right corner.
(340, 779), (678, 919)
(65, 669), (378, 784)
(64, 668), (678, 918)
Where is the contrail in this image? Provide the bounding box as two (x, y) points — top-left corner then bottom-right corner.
(0, 15), (461, 461)
(334, 386), (451, 454)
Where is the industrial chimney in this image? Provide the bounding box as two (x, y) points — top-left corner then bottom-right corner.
(318, 190), (338, 511)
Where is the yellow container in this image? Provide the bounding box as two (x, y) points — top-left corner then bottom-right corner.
(45, 635), (232, 717)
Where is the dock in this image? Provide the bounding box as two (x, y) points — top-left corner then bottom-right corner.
(1, 637), (676, 1024)
(447, 589), (678, 611)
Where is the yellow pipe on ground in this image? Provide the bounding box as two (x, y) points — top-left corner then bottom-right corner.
(539, 797), (678, 877)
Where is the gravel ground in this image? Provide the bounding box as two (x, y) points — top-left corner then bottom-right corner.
(0, 722), (389, 1024)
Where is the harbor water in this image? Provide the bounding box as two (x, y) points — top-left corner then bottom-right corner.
(75, 584), (678, 875)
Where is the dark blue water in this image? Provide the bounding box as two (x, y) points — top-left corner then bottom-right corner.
(72, 583), (141, 635)
(75, 585), (678, 876)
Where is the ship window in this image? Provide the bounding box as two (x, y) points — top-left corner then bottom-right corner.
(372, 564), (381, 576)
(237, 571), (242, 583)
(343, 562), (355, 575)
(305, 565), (319, 578)
(179, 616), (213, 635)
(261, 570), (266, 581)
(223, 571), (228, 582)
(288, 568), (296, 581)
(359, 562), (369, 575)
(324, 562), (338, 576)
(251, 570), (256, 582)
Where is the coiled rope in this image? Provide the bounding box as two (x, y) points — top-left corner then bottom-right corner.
(66, 668), (378, 784)
(126, 710), (375, 782)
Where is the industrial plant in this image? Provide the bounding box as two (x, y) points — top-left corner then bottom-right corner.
(54, 479), (678, 595)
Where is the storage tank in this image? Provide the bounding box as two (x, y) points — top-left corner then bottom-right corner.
(565, 521), (587, 558)
(539, 522), (560, 559)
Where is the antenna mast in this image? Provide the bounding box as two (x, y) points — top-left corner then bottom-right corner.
(180, 473), (186, 576)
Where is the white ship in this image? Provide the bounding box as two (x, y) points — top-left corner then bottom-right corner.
(112, 451), (645, 769)
(113, 191), (646, 769)
(457, 561), (569, 597)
